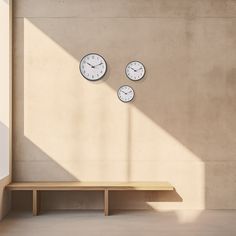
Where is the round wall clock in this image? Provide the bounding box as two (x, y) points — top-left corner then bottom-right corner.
(125, 61), (145, 81)
(80, 53), (107, 81)
(117, 85), (135, 103)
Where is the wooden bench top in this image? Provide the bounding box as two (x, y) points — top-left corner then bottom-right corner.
(7, 181), (174, 191)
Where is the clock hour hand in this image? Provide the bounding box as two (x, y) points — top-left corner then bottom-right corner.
(121, 91), (127, 95)
(87, 62), (95, 68)
(130, 67), (137, 72)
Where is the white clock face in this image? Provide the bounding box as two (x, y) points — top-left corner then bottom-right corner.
(117, 85), (135, 103)
(126, 61), (145, 81)
(80, 53), (107, 81)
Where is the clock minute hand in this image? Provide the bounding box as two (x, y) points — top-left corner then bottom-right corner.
(94, 62), (103, 67)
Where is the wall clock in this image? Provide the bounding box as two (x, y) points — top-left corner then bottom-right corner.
(117, 85), (135, 103)
(125, 61), (145, 81)
(80, 53), (107, 81)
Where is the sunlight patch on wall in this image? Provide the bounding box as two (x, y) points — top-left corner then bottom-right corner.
(131, 106), (203, 162)
(23, 19), (130, 180)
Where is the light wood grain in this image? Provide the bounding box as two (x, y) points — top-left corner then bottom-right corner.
(32, 190), (40, 216)
(104, 189), (109, 216)
(7, 182), (174, 191)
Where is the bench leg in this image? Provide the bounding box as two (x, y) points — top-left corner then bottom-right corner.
(32, 190), (40, 216)
(104, 189), (109, 216)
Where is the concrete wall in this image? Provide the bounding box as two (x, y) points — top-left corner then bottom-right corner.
(0, 0), (12, 220)
(13, 0), (236, 210)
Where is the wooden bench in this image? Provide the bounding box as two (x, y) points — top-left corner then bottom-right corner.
(7, 182), (174, 216)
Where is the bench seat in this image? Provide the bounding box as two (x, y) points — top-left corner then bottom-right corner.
(7, 181), (174, 216)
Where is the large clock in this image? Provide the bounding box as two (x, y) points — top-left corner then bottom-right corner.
(125, 61), (145, 81)
(117, 85), (135, 103)
(80, 53), (107, 81)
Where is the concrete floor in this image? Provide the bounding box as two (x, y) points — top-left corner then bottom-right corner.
(0, 210), (236, 236)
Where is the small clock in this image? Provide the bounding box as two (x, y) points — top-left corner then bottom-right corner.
(80, 53), (107, 81)
(125, 61), (145, 81)
(117, 85), (135, 103)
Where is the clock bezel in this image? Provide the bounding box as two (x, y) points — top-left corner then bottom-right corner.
(125, 60), (146, 81)
(117, 85), (135, 103)
(79, 53), (107, 81)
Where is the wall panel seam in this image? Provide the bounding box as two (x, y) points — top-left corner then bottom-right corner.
(13, 16), (236, 19)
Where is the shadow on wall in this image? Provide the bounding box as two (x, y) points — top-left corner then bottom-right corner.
(12, 15), (236, 211)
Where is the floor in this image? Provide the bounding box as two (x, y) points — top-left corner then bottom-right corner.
(0, 210), (236, 236)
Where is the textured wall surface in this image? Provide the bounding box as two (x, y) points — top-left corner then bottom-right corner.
(13, 0), (236, 210)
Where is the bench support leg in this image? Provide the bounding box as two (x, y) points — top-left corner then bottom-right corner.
(32, 190), (40, 216)
(104, 189), (109, 216)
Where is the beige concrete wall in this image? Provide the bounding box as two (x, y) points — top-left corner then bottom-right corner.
(13, 0), (236, 210)
(0, 0), (12, 220)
